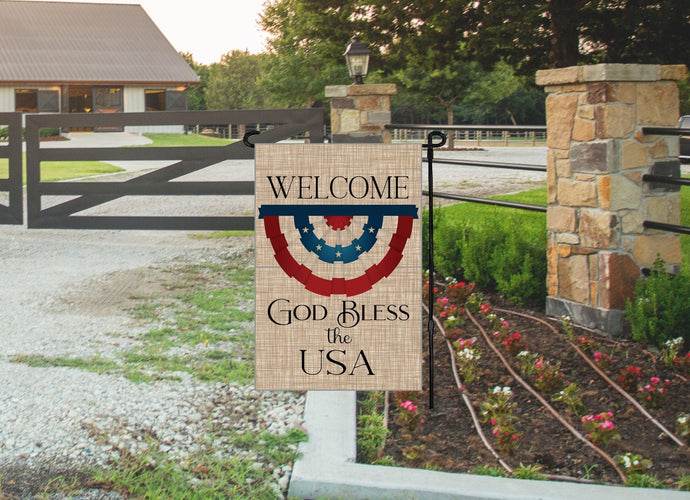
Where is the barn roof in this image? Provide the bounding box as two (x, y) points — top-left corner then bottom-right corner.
(0, 1), (200, 84)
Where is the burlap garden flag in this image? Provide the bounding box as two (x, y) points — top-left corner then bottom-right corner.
(255, 144), (422, 390)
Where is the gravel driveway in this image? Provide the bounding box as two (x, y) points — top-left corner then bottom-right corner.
(0, 135), (545, 498)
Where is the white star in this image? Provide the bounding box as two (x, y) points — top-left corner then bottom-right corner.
(316, 244), (322, 251)
(355, 245), (362, 252)
(368, 227), (375, 233)
(302, 227), (309, 233)
(335, 251), (342, 258)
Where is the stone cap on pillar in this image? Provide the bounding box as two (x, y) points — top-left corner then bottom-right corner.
(536, 63), (686, 86)
(325, 83), (397, 98)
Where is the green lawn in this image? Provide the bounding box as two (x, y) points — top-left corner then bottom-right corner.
(492, 187), (548, 206)
(140, 133), (233, 147)
(0, 157), (124, 183)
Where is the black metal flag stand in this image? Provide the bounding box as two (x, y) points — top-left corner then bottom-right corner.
(423, 131), (447, 410)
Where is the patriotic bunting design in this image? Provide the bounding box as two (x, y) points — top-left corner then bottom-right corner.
(258, 204), (417, 297)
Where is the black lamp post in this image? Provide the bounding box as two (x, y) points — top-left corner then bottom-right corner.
(344, 34), (370, 85)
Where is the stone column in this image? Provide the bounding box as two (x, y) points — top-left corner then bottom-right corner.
(324, 84), (396, 143)
(536, 63), (686, 335)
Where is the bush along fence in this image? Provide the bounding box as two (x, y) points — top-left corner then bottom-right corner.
(536, 63), (687, 335)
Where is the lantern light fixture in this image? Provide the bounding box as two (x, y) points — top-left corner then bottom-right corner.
(344, 34), (370, 85)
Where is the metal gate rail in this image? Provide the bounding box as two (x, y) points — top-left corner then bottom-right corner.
(0, 112), (23, 224)
(640, 125), (690, 235)
(25, 109), (324, 230)
(424, 157), (546, 172)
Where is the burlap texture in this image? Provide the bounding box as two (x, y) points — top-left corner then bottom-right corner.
(255, 144), (422, 390)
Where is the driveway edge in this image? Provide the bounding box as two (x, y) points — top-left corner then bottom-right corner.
(288, 391), (689, 499)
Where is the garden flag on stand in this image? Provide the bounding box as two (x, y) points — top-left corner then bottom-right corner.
(255, 144), (422, 390)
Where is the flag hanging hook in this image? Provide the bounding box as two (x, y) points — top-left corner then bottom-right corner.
(243, 130), (260, 148)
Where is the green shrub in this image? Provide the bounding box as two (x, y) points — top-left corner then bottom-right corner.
(511, 463), (546, 480)
(357, 412), (389, 463)
(473, 465), (508, 477)
(425, 197), (547, 306)
(625, 473), (664, 489)
(625, 258), (690, 348)
(0, 126), (8, 141)
(39, 127), (61, 138)
(490, 223), (546, 305)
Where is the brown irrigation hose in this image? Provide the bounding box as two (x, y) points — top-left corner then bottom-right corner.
(424, 304), (514, 474)
(496, 308), (687, 448)
(466, 308), (628, 483)
(428, 305), (602, 484)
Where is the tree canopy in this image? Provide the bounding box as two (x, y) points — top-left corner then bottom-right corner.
(183, 1), (689, 124)
(469, 0), (690, 74)
(206, 50), (269, 110)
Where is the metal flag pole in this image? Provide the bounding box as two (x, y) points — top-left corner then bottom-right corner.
(423, 130), (447, 410)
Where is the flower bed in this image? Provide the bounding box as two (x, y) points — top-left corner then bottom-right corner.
(357, 283), (690, 490)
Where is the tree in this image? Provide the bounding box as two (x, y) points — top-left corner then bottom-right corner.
(259, 0), (357, 107)
(396, 59), (520, 146)
(257, 0), (688, 124)
(579, 0), (690, 66)
(206, 51), (269, 110)
(549, 0), (584, 67)
(468, 0), (690, 73)
(181, 52), (208, 110)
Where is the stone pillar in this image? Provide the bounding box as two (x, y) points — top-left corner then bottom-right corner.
(325, 84), (396, 143)
(536, 63), (687, 335)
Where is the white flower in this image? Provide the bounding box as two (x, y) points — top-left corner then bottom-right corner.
(516, 350), (530, 358)
(665, 337), (684, 349)
(502, 387), (512, 395)
(457, 348), (479, 362)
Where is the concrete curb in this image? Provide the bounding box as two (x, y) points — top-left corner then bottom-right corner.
(288, 391), (689, 499)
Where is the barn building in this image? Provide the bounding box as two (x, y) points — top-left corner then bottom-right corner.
(0, 0), (200, 132)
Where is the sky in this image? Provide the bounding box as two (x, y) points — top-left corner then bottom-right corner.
(26, 0), (269, 64)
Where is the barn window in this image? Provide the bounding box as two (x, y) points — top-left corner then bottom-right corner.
(165, 90), (187, 111)
(95, 87), (122, 110)
(145, 89), (187, 111)
(15, 89), (38, 112)
(145, 89), (166, 111)
(16, 89), (60, 113)
(38, 90), (60, 112)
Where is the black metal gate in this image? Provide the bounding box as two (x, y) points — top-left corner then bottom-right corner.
(6, 109), (324, 230)
(0, 112), (23, 224)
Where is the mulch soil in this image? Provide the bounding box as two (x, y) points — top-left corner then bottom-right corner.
(359, 296), (690, 487)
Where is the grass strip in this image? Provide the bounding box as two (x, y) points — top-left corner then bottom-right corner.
(139, 133), (233, 147)
(10, 257), (256, 385)
(0, 157), (123, 183)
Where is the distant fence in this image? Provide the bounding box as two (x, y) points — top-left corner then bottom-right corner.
(190, 122), (326, 141)
(386, 124), (547, 146)
(385, 124), (547, 213)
